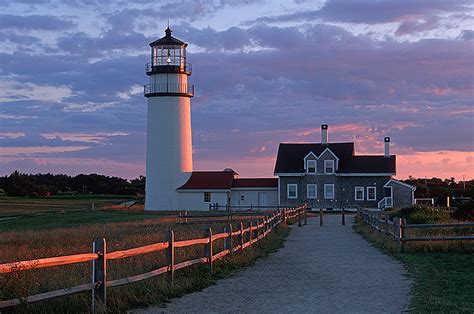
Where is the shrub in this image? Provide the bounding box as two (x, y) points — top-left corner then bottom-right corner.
(452, 200), (474, 221)
(390, 204), (452, 224)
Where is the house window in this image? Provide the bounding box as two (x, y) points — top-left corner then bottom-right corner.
(240, 195), (245, 201)
(287, 184), (298, 199)
(324, 160), (335, 174)
(367, 187), (376, 201)
(324, 184), (334, 199)
(204, 192), (211, 203)
(307, 184), (317, 199)
(355, 187), (364, 201)
(306, 160), (316, 173)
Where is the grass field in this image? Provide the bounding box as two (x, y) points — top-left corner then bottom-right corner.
(355, 222), (474, 312)
(0, 196), (156, 232)
(0, 196), (291, 312)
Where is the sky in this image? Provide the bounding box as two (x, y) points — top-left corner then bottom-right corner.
(0, 0), (473, 181)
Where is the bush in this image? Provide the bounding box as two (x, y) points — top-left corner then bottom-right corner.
(408, 208), (451, 224)
(391, 204), (452, 224)
(452, 200), (474, 221)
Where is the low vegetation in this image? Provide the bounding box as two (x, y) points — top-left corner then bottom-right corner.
(354, 221), (474, 312)
(385, 204), (473, 224)
(0, 198), (291, 313)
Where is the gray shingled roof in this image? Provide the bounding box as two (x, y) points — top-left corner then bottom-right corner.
(274, 142), (396, 174)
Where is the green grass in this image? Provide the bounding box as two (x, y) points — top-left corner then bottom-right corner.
(354, 222), (474, 313)
(399, 252), (474, 312)
(0, 210), (161, 232)
(0, 196), (133, 217)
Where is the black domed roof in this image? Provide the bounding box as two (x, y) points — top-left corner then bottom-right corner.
(149, 27), (187, 47)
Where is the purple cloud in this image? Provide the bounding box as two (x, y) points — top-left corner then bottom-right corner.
(0, 14), (75, 30)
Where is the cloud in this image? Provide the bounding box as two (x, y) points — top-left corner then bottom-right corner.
(249, 0), (471, 25)
(0, 14), (76, 30)
(0, 3), (473, 180)
(395, 16), (441, 36)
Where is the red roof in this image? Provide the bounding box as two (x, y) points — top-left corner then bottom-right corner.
(177, 171), (277, 190)
(177, 171), (235, 190)
(232, 178), (278, 188)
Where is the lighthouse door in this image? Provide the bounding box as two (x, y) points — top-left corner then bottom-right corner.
(258, 193), (268, 208)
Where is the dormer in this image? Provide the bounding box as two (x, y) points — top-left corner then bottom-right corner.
(318, 147), (339, 174)
(303, 151), (318, 174)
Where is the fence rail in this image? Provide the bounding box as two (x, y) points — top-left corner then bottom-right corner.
(357, 209), (474, 251)
(0, 206), (306, 310)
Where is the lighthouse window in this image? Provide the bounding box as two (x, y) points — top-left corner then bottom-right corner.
(204, 192), (211, 203)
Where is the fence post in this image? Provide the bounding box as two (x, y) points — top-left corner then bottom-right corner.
(304, 207), (308, 225)
(205, 228), (213, 274)
(239, 222), (244, 250)
(224, 224), (233, 255)
(249, 221), (253, 244)
(319, 208), (324, 226)
(282, 209), (286, 224)
(92, 238), (107, 311)
(399, 218), (406, 253)
(166, 230), (174, 286)
(342, 208), (345, 225)
(394, 217), (400, 240)
(298, 208), (302, 227)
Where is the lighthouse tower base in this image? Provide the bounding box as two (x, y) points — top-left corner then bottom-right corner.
(145, 96), (193, 211)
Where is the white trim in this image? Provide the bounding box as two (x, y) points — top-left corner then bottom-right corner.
(287, 183), (298, 199)
(303, 151), (318, 161)
(336, 173), (394, 176)
(324, 184), (335, 199)
(178, 189), (230, 193)
(367, 186), (377, 201)
(303, 151), (318, 172)
(324, 160), (335, 174)
(355, 186), (364, 201)
(384, 179), (416, 190)
(231, 187), (278, 191)
(278, 177), (281, 206)
(318, 147), (340, 162)
(277, 172), (394, 177)
(307, 184), (317, 199)
(306, 159), (317, 174)
(274, 173), (305, 177)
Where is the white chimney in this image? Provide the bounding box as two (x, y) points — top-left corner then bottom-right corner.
(321, 124), (328, 144)
(384, 137), (390, 157)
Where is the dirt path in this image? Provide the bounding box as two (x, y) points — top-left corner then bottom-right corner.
(135, 215), (411, 313)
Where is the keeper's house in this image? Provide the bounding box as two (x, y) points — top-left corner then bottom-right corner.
(274, 125), (415, 210)
(177, 124), (415, 211)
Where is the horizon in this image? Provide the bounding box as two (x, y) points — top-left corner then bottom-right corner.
(1, 1), (473, 181)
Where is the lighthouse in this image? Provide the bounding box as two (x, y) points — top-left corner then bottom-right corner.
(144, 27), (194, 211)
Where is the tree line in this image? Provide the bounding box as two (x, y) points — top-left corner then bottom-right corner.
(0, 171), (145, 196)
(0, 171), (472, 205)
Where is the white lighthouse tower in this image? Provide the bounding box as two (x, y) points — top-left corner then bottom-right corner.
(144, 27), (194, 211)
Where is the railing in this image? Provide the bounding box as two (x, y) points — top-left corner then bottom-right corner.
(144, 83), (194, 97)
(0, 207), (306, 310)
(146, 61), (192, 75)
(358, 209), (474, 251)
(209, 204), (282, 211)
(378, 197), (392, 209)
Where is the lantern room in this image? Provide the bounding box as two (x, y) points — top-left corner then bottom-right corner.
(146, 27), (192, 76)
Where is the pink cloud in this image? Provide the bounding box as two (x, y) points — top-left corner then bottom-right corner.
(1, 146), (90, 156)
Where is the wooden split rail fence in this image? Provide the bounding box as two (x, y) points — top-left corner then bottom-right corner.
(0, 206), (307, 310)
(358, 209), (474, 251)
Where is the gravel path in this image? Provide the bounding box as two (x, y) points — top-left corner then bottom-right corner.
(135, 215), (411, 313)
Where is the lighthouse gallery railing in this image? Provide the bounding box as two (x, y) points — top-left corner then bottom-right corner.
(144, 83), (194, 97)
